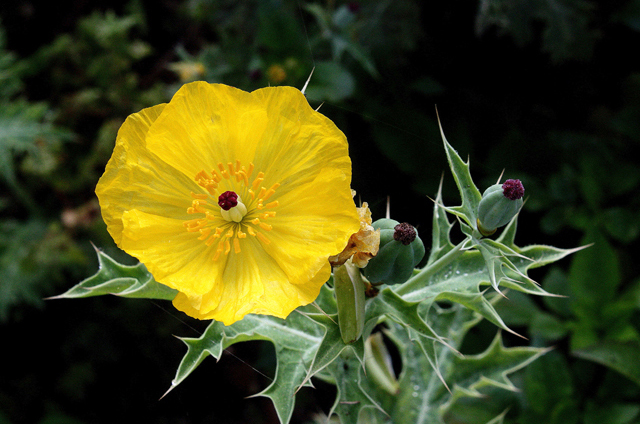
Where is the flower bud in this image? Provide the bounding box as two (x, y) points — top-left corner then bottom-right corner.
(477, 179), (524, 236)
(363, 219), (425, 286)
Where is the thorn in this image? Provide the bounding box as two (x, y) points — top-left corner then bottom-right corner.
(386, 196), (391, 219)
(159, 381), (178, 400)
(301, 66), (315, 95)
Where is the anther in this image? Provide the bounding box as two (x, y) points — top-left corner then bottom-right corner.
(251, 173), (265, 191)
(256, 232), (270, 244)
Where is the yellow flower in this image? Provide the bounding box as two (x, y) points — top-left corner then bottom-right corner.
(96, 81), (360, 325)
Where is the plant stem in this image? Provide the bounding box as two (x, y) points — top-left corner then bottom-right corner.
(395, 240), (466, 296)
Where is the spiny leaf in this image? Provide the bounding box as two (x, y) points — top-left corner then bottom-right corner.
(50, 249), (177, 300)
(328, 347), (388, 424)
(297, 313), (364, 391)
(437, 112), (482, 227)
(441, 332), (551, 416)
(427, 176), (455, 265)
(384, 308), (473, 424)
(168, 311), (325, 424)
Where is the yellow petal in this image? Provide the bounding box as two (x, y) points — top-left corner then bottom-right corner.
(119, 209), (224, 297)
(144, 82), (268, 180)
(172, 236), (327, 324)
(265, 167), (360, 284)
(96, 104), (199, 246)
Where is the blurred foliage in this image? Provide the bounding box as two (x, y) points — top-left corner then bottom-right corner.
(1, 0), (640, 423)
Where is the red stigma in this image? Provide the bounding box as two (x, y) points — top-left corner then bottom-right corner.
(218, 191), (238, 210)
(502, 179), (524, 200)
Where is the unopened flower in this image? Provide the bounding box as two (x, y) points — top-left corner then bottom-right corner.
(477, 179), (525, 236)
(329, 202), (380, 268)
(96, 81), (360, 324)
(363, 219), (425, 286)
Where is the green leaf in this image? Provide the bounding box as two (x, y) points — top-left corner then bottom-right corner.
(304, 61), (356, 103)
(443, 333), (550, 415)
(327, 347), (388, 424)
(584, 401), (640, 424)
(0, 100), (70, 212)
(426, 178), (455, 266)
(569, 227), (621, 323)
(521, 351), (579, 424)
(437, 114), (482, 227)
(51, 249), (177, 301)
(166, 300), (352, 424)
(573, 340), (640, 386)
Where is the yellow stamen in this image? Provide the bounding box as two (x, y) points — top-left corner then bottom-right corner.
(186, 162), (281, 260)
(259, 222), (273, 231)
(251, 172), (265, 191)
(256, 232), (270, 244)
(198, 228), (211, 240)
(224, 239), (231, 254)
(262, 183), (280, 201)
(191, 192), (208, 200)
(213, 243), (224, 261)
(183, 218), (202, 227)
(218, 162), (230, 179)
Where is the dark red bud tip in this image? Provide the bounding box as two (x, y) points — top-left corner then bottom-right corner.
(393, 222), (417, 245)
(218, 191), (238, 210)
(502, 179), (524, 200)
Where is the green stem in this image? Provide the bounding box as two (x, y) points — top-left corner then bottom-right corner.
(395, 240), (465, 296)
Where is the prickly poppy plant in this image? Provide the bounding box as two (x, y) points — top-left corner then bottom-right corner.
(56, 82), (579, 424)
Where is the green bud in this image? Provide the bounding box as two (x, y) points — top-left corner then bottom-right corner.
(477, 179), (524, 236)
(363, 219), (425, 285)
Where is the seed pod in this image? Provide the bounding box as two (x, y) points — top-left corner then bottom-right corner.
(477, 179), (524, 236)
(334, 263), (366, 344)
(363, 219), (425, 286)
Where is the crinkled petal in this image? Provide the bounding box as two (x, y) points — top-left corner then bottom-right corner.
(172, 237), (329, 324)
(144, 82), (267, 179)
(96, 104), (198, 245)
(119, 209), (223, 297)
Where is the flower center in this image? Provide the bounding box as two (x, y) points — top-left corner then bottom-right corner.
(182, 160), (280, 261)
(218, 191), (247, 223)
(218, 191), (238, 210)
